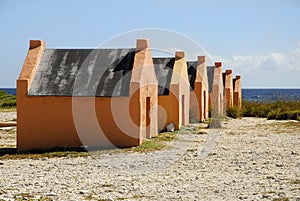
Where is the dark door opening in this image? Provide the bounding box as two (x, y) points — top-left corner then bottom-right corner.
(146, 97), (151, 138)
(203, 91), (207, 119)
(181, 95), (185, 126)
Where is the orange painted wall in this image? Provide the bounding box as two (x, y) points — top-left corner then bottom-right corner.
(17, 82), (144, 150)
(158, 92), (179, 130)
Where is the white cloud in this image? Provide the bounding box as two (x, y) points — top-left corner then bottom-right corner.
(213, 45), (300, 73)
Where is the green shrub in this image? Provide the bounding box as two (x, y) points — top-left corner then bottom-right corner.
(243, 100), (300, 121)
(226, 106), (243, 119)
(0, 90), (16, 108)
(242, 101), (272, 117)
(267, 109), (280, 120)
(1, 100), (16, 108)
(276, 110), (300, 121)
(0, 90), (6, 97)
(291, 110), (300, 120)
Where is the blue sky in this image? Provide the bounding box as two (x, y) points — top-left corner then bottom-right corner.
(0, 0), (299, 88)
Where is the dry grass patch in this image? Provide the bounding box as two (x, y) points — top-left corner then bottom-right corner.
(290, 179), (300, 185)
(0, 108), (16, 112)
(127, 131), (176, 153)
(272, 197), (289, 201)
(254, 121), (300, 134)
(0, 148), (89, 160)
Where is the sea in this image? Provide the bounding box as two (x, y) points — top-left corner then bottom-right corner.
(0, 88), (16, 96)
(243, 88), (300, 102)
(1, 88), (300, 102)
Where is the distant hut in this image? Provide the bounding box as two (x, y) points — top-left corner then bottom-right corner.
(153, 52), (190, 131)
(17, 39), (158, 151)
(222, 69), (234, 109)
(187, 56), (209, 122)
(207, 62), (224, 116)
(233, 75), (242, 108)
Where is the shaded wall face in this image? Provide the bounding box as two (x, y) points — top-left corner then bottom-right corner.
(211, 85), (223, 115)
(190, 82), (208, 122)
(157, 85), (190, 130)
(158, 83), (189, 130)
(210, 66), (224, 115)
(158, 92), (179, 130)
(189, 83), (201, 123)
(224, 74), (233, 109)
(189, 57), (209, 123)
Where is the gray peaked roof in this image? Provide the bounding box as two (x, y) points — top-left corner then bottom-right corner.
(153, 57), (175, 95)
(187, 61), (197, 91)
(233, 78), (236, 91)
(206, 66), (215, 93)
(222, 72), (226, 87)
(28, 48), (135, 97)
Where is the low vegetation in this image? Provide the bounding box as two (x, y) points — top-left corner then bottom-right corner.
(226, 101), (300, 121)
(243, 101), (300, 121)
(0, 90), (16, 110)
(0, 132), (177, 159)
(128, 131), (176, 153)
(0, 147), (89, 160)
(226, 106), (243, 119)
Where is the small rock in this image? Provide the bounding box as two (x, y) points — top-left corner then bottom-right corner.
(166, 123), (175, 132)
(79, 190), (89, 194)
(185, 127), (196, 131)
(277, 192), (286, 196)
(45, 192), (56, 196)
(0, 161), (4, 165)
(262, 194), (271, 198)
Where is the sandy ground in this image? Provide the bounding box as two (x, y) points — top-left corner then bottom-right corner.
(0, 112), (299, 201)
(0, 112), (16, 148)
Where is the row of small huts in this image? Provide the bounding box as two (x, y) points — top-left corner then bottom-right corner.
(17, 39), (242, 151)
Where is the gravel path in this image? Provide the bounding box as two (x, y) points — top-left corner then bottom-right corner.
(0, 114), (299, 201)
(0, 112), (16, 122)
(0, 112), (16, 148)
